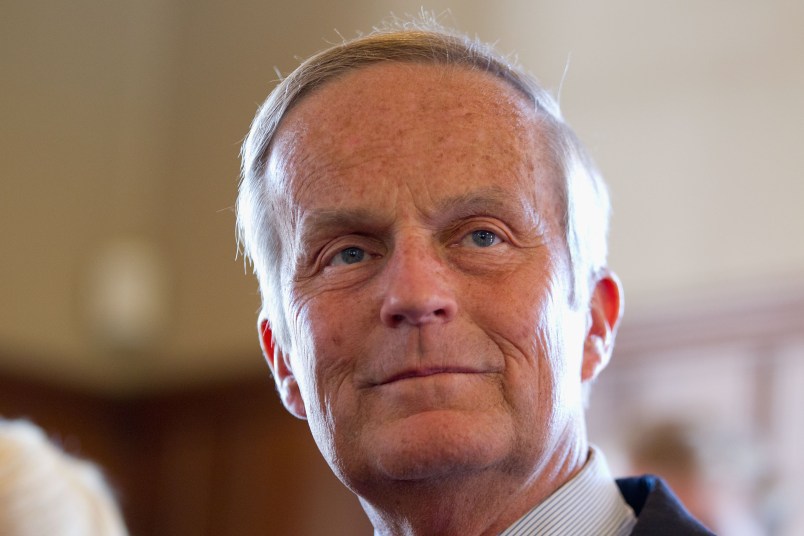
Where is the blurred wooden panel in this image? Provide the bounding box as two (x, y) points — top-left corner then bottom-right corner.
(0, 370), (371, 536)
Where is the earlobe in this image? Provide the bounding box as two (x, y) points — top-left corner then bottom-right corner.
(581, 271), (624, 382)
(259, 319), (307, 419)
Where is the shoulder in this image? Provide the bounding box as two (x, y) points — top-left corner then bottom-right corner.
(616, 475), (716, 535)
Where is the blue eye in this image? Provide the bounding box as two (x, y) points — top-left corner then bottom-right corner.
(470, 230), (498, 247)
(334, 247), (365, 265)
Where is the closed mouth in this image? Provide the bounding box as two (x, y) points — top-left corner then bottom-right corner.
(375, 367), (485, 386)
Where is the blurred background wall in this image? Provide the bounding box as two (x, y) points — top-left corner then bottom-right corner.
(1, 1), (802, 534)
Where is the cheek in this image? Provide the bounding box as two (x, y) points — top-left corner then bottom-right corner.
(477, 266), (584, 406)
(286, 293), (365, 407)
(480, 276), (555, 359)
(284, 309), (319, 406)
(541, 305), (588, 410)
(286, 295), (376, 467)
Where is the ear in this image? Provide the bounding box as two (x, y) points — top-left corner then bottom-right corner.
(581, 271), (624, 382)
(259, 318), (307, 419)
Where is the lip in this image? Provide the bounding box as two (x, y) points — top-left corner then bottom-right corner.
(373, 367), (488, 387)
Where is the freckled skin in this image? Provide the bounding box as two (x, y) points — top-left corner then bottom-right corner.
(266, 63), (598, 535)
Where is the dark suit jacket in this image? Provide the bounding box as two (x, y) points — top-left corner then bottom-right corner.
(617, 475), (716, 535)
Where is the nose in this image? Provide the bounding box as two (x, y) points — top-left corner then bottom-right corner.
(379, 237), (458, 328)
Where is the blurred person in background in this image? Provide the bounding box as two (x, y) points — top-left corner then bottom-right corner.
(628, 420), (767, 536)
(0, 418), (129, 536)
(237, 18), (712, 535)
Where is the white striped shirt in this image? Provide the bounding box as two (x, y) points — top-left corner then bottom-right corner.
(499, 447), (636, 536)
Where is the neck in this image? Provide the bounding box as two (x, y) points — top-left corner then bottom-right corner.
(358, 437), (589, 536)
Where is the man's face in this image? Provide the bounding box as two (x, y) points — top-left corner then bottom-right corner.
(264, 63), (597, 493)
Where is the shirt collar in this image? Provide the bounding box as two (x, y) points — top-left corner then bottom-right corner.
(499, 446), (636, 536)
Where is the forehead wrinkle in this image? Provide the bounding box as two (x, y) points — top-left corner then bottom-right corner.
(286, 63), (537, 154)
(271, 61), (561, 239)
(279, 131), (403, 213)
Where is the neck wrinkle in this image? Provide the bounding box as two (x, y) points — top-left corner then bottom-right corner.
(359, 435), (589, 536)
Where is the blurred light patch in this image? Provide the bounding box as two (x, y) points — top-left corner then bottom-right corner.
(83, 237), (169, 354)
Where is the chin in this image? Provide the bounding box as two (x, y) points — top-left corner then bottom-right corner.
(358, 409), (514, 483)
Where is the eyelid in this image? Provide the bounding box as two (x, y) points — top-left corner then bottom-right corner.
(320, 235), (382, 268)
(449, 218), (513, 246)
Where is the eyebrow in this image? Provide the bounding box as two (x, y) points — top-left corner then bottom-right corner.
(297, 185), (540, 242)
(433, 187), (520, 218)
(432, 187), (542, 232)
(297, 207), (392, 242)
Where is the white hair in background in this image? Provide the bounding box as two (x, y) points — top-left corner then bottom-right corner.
(237, 17), (611, 351)
(0, 419), (129, 536)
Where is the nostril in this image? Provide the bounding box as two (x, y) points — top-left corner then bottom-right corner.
(379, 288), (458, 327)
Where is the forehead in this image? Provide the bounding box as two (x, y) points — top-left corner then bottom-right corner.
(268, 62), (557, 215)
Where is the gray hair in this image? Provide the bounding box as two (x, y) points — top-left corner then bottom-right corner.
(0, 419), (129, 536)
(237, 20), (611, 350)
